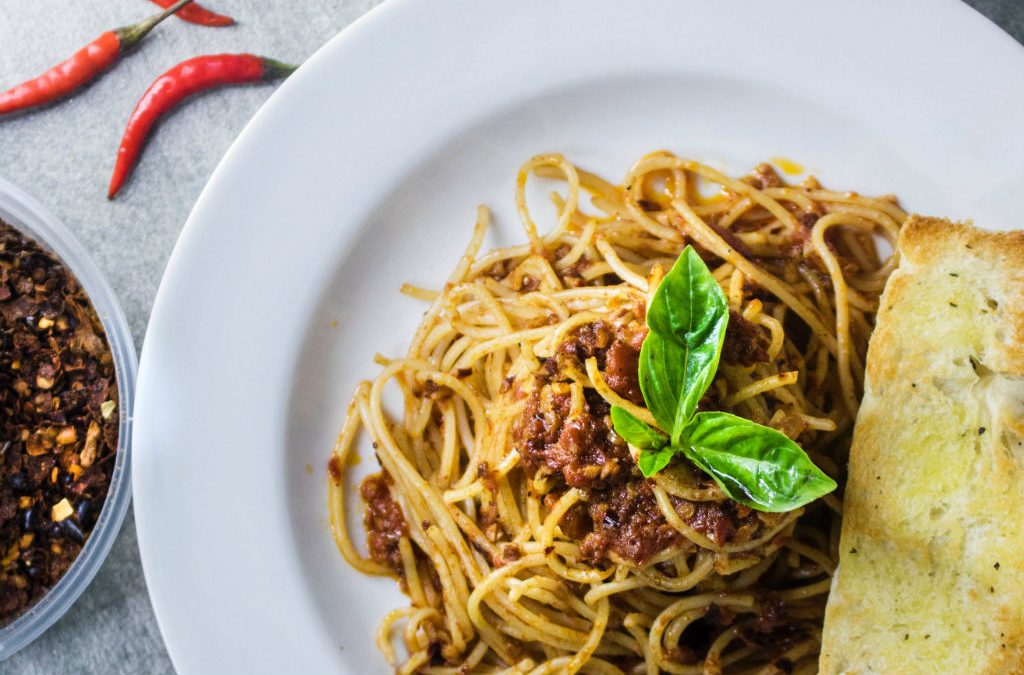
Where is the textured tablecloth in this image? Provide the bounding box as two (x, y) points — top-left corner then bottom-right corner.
(0, 1), (1020, 673)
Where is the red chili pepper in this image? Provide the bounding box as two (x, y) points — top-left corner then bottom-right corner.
(107, 54), (297, 199)
(0, 0), (195, 117)
(147, 0), (235, 27)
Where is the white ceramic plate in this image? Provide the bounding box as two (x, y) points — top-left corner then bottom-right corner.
(133, 1), (1024, 672)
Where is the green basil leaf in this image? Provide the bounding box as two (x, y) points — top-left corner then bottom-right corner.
(679, 412), (837, 512)
(639, 246), (728, 445)
(610, 406), (668, 450)
(637, 447), (676, 477)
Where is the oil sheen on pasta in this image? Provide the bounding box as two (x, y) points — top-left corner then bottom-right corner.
(327, 152), (904, 674)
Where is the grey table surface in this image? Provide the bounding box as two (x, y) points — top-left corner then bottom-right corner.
(0, 0), (1021, 673)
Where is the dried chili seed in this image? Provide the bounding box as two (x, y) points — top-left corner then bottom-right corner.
(74, 500), (92, 528)
(0, 219), (119, 626)
(19, 508), (38, 533)
(60, 520), (84, 544)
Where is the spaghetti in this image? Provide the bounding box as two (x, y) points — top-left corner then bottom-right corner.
(327, 152), (905, 674)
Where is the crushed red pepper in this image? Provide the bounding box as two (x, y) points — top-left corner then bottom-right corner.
(0, 219), (119, 626)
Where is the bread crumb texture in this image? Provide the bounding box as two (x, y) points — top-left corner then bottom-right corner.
(821, 217), (1024, 675)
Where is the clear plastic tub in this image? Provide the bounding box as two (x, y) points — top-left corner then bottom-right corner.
(0, 176), (136, 659)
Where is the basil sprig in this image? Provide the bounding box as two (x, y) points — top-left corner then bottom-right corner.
(640, 247), (729, 446)
(610, 246), (836, 512)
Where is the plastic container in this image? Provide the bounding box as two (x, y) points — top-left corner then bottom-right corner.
(0, 176), (137, 660)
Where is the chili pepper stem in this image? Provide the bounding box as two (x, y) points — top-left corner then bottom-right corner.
(116, 0), (197, 51)
(261, 59), (300, 80)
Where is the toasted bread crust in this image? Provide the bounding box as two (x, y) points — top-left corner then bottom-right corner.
(820, 216), (1024, 674)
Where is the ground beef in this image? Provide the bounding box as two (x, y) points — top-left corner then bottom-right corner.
(514, 321), (683, 565)
(326, 455), (343, 483)
(359, 472), (408, 574)
(604, 331), (644, 405)
(578, 480), (683, 566)
(688, 501), (737, 544)
(554, 320), (647, 404)
(557, 321), (612, 363)
(515, 385), (630, 490)
(553, 415), (628, 488)
(680, 498), (766, 547)
(499, 543), (522, 565)
(515, 389), (570, 471)
(721, 310), (769, 366)
(745, 163), (783, 190)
